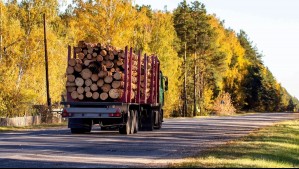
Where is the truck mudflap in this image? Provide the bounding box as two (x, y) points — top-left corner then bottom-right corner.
(62, 107), (122, 119)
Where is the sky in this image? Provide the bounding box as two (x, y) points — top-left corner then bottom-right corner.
(134, 0), (299, 99)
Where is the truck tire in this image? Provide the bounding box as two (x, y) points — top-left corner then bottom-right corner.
(133, 110), (139, 134)
(119, 111), (132, 135)
(140, 109), (154, 131)
(69, 118), (92, 134)
(154, 110), (163, 130)
(130, 110), (135, 134)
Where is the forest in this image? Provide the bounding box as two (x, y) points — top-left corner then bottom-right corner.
(0, 0), (298, 118)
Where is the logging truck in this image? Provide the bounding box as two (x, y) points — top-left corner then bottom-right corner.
(61, 42), (168, 135)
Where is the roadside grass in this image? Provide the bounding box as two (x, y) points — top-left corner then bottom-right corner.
(0, 123), (67, 132)
(170, 120), (299, 168)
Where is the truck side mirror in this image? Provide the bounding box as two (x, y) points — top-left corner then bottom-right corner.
(164, 76), (169, 91)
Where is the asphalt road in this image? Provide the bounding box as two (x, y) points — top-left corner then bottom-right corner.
(0, 113), (298, 168)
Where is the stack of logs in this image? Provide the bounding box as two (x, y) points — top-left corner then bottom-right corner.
(66, 41), (138, 101)
(140, 56), (152, 100)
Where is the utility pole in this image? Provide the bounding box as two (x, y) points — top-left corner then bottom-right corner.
(43, 14), (51, 108)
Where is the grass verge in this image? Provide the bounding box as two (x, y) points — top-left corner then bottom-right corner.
(0, 123), (67, 132)
(170, 120), (299, 168)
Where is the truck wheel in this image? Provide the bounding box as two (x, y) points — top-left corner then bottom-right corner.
(131, 110), (138, 134)
(154, 110), (163, 130)
(143, 110), (154, 131)
(134, 110), (139, 134)
(119, 111), (132, 135)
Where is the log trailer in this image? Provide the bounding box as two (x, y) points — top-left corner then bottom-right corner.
(61, 44), (168, 135)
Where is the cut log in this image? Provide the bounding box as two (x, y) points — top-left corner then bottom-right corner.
(104, 76), (113, 84)
(106, 60), (114, 69)
(112, 81), (124, 89)
(74, 64), (83, 72)
(87, 54), (92, 60)
(86, 92), (93, 98)
(88, 48), (93, 54)
(100, 50), (107, 56)
(92, 52), (98, 58)
(81, 69), (92, 80)
(85, 79), (93, 87)
(102, 84), (111, 93)
(132, 77), (137, 83)
(83, 49), (88, 55)
(85, 86), (91, 93)
(110, 68), (116, 73)
(132, 71), (138, 77)
(74, 47), (82, 54)
(66, 82), (76, 87)
(98, 71), (108, 78)
(97, 55), (104, 62)
(67, 75), (76, 83)
(109, 89), (120, 99)
(71, 91), (79, 100)
(113, 72), (124, 80)
(92, 92), (100, 100)
(100, 93), (109, 101)
(101, 65), (107, 71)
(108, 53), (115, 60)
(91, 74), (99, 82)
(97, 79), (104, 87)
(84, 59), (93, 67)
(78, 94), (84, 100)
(117, 60), (124, 66)
(131, 83), (137, 90)
(67, 66), (74, 74)
(78, 52), (85, 60)
(69, 59), (77, 67)
(91, 84), (98, 92)
(75, 77), (84, 87)
(118, 51), (125, 59)
(115, 68), (121, 72)
(113, 49), (119, 56)
(77, 86), (84, 94)
(67, 87), (76, 93)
